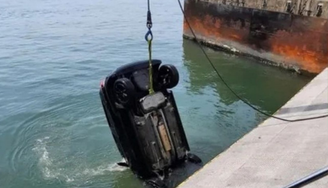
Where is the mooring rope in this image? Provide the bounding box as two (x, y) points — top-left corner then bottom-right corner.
(177, 0), (328, 122)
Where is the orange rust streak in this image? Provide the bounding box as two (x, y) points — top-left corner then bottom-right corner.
(269, 30), (327, 73)
(184, 15), (328, 73)
(184, 15), (248, 44)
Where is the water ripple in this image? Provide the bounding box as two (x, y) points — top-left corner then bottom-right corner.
(0, 0), (311, 187)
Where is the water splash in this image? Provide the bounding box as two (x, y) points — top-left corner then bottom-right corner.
(32, 137), (61, 179)
(32, 136), (127, 184)
(81, 163), (127, 176)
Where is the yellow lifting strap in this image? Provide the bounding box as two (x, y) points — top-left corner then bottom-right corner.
(145, 0), (154, 94)
(148, 40), (154, 94)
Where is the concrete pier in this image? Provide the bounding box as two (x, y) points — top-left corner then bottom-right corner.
(178, 68), (328, 188)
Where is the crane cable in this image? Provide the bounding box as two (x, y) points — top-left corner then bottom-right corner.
(145, 0), (154, 94)
(177, 0), (328, 122)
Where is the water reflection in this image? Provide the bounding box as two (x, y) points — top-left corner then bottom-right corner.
(182, 39), (312, 113)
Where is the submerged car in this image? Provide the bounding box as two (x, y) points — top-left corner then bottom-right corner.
(99, 59), (201, 184)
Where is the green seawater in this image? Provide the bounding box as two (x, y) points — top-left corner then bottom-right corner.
(0, 0), (312, 187)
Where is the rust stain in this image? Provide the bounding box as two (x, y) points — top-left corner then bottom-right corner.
(184, 15), (249, 45)
(269, 32), (326, 73)
(183, 0), (328, 74)
(268, 23), (328, 73)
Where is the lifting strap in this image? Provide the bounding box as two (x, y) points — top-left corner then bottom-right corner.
(145, 0), (154, 94)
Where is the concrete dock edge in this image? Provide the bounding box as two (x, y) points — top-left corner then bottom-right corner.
(178, 68), (328, 188)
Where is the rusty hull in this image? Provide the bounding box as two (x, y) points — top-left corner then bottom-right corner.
(183, 0), (328, 74)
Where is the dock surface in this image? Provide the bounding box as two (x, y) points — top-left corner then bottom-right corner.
(178, 68), (328, 188)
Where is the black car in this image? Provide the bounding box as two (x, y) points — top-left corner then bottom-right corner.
(99, 59), (201, 183)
